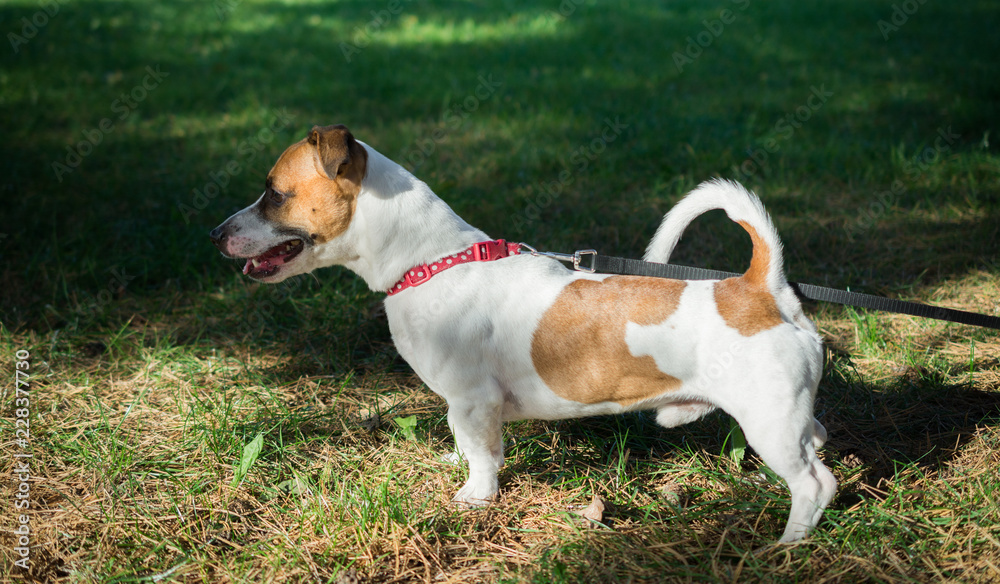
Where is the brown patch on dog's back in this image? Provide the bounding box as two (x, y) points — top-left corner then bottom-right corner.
(532, 276), (686, 406)
(264, 125), (368, 244)
(714, 221), (783, 336)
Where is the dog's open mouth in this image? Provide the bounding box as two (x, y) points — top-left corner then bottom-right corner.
(243, 239), (304, 279)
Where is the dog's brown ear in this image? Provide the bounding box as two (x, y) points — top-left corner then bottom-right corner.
(307, 124), (367, 182)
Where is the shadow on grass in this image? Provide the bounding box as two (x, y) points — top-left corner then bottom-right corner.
(489, 359), (1000, 542)
(821, 360), (1000, 487)
(2, 0), (999, 327)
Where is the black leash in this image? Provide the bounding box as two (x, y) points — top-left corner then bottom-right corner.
(521, 245), (1000, 331)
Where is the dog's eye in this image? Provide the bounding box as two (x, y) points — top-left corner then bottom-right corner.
(269, 190), (286, 206)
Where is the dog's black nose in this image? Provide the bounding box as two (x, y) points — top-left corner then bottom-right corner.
(209, 225), (224, 244)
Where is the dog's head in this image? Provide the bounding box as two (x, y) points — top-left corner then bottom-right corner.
(209, 124), (368, 282)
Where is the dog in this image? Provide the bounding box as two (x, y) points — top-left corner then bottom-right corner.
(209, 124), (837, 542)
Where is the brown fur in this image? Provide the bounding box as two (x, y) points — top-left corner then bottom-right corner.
(264, 125), (368, 244)
(531, 276), (687, 406)
(713, 222), (784, 336)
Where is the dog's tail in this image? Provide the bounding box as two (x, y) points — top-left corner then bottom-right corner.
(644, 179), (788, 297)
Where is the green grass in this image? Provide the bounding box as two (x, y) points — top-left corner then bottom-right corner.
(2, 0), (999, 582)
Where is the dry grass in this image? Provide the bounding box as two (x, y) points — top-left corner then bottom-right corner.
(2, 276), (999, 583)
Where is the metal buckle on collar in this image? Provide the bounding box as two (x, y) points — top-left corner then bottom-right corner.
(403, 264), (433, 286)
(472, 241), (495, 261)
(518, 243), (597, 274)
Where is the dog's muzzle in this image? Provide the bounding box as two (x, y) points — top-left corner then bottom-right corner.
(209, 221), (307, 279)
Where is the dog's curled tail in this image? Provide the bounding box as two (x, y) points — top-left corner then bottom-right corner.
(644, 179), (787, 295)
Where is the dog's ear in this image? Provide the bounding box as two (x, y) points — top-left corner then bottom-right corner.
(307, 124), (367, 182)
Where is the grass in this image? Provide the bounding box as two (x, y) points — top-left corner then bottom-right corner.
(1, 0), (999, 581)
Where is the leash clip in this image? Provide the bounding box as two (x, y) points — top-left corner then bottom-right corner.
(518, 243), (597, 273)
(573, 249), (597, 273)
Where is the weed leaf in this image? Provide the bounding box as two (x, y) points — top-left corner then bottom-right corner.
(232, 433), (264, 488)
(394, 415), (418, 440)
(725, 417), (747, 465)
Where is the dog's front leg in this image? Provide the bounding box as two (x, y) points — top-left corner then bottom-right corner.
(447, 390), (504, 507)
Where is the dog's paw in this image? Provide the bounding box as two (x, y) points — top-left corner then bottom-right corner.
(452, 496), (492, 510)
(453, 480), (498, 508)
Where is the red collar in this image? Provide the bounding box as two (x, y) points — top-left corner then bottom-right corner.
(386, 239), (521, 295)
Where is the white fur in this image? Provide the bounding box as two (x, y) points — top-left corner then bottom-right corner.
(213, 143), (837, 543)
(645, 178), (815, 332)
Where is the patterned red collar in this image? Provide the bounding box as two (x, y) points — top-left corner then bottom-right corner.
(386, 240), (521, 295)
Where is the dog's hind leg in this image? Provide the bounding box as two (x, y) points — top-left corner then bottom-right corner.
(726, 397), (837, 542)
(446, 387), (505, 507)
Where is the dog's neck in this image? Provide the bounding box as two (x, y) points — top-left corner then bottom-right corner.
(320, 143), (489, 292)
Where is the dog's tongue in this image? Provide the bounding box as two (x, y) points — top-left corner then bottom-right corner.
(241, 239), (303, 277)
(244, 257), (278, 275)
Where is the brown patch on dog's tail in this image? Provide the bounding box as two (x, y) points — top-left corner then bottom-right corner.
(739, 220), (772, 288)
(712, 220), (785, 336)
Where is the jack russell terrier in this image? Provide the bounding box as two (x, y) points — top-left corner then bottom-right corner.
(209, 124), (837, 542)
